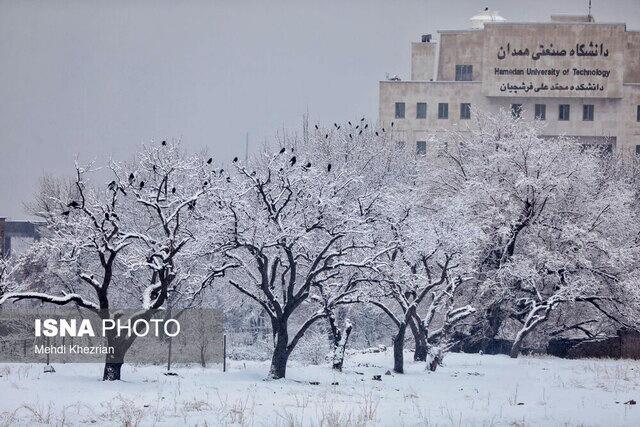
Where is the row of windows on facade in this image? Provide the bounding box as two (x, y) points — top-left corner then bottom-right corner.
(512, 103), (596, 121)
(410, 140), (640, 157)
(395, 102), (470, 119)
(396, 103), (640, 122)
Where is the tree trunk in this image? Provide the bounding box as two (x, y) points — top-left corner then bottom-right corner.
(393, 324), (407, 374)
(409, 316), (428, 362)
(428, 347), (444, 372)
(510, 329), (528, 358)
(103, 361), (123, 381)
(102, 332), (129, 381)
(331, 322), (352, 372)
(268, 321), (289, 379)
(510, 339), (523, 358)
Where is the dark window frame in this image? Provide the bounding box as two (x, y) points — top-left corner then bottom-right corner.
(416, 102), (427, 119)
(534, 104), (546, 120)
(395, 102), (405, 119)
(438, 102), (449, 119)
(559, 104), (571, 121)
(583, 104), (594, 121)
(416, 140), (427, 156)
(511, 103), (523, 118)
(455, 64), (473, 81)
(460, 103), (471, 120)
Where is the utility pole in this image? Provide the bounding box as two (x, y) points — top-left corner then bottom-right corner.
(244, 132), (249, 162)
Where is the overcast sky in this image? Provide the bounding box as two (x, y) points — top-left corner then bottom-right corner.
(1, 0), (639, 219)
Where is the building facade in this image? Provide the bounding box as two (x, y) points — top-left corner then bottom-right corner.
(379, 12), (640, 157)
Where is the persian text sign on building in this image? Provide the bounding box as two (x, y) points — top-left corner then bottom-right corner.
(482, 23), (624, 98)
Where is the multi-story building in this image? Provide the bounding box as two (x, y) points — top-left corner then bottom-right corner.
(379, 10), (640, 157)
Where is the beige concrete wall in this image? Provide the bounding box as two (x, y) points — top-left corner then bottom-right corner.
(379, 81), (640, 154)
(379, 81), (486, 152)
(411, 42), (437, 81)
(621, 84), (640, 156)
(437, 31), (483, 81)
(624, 32), (640, 83)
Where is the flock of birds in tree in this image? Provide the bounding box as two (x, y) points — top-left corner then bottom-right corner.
(62, 119), (393, 217)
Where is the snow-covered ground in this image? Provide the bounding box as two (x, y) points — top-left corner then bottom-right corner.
(0, 350), (639, 426)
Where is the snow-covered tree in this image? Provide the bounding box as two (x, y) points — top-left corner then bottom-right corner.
(208, 123), (399, 379)
(429, 110), (640, 357)
(1, 141), (233, 380)
(0, 163), (139, 379)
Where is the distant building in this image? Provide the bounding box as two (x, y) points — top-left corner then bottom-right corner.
(0, 218), (42, 258)
(379, 10), (640, 157)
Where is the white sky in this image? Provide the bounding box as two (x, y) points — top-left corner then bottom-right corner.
(1, 0), (639, 218)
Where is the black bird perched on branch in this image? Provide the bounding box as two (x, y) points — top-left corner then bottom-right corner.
(391, 122), (394, 127)
(107, 180), (116, 191)
(104, 212), (110, 220)
(375, 131), (379, 136)
(325, 134), (329, 139)
(128, 173), (135, 184)
(139, 181), (145, 189)
(382, 128), (386, 132)
(161, 140), (167, 146)
(359, 130), (363, 135)
(290, 156), (297, 166)
(61, 210), (70, 216)
(207, 157), (213, 164)
(327, 163), (332, 172)
(315, 124), (319, 129)
(305, 161), (311, 168)
(360, 117), (365, 122)
(233, 157), (238, 163)
(172, 187), (176, 194)
(349, 134), (352, 139)
(67, 201), (79, 208)
(334, 123), (338, 128)
(348, 121), (352, 126)
(364, 124), (368, 129)
(279, 147), (286, 154)
(152, 165), (157, 173)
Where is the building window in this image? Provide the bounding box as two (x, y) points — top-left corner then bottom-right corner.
(416, 141), (427, 155)
(460, 103), (471, 120)
(559, 104), (570, 121)
(416, 102), (427, 119)
(636, 145), (640, 157)
(637, 105), (640, 122)
(395, 102), (405, 119)
(534, 104), (546, 120)
(455, 65), (473, 81)
(511, 104), (522, 118)
(438, 103), (449, 119)
(583, 104), (594, 121)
